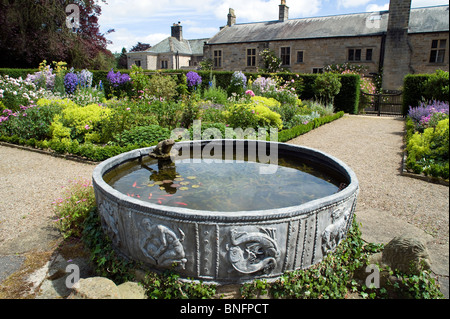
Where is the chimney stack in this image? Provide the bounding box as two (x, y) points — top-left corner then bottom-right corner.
(382, 0), (412, 91)
(171, 22), (183, 41)
(279, 0), (289, 22)
(227, 8), (236, 26)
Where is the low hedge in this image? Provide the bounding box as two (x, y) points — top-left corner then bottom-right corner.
(1, 111), (345, 162)
(278, 111), (345, 142)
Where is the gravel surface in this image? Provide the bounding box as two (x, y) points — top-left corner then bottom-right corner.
(0, 146), (95, 249)
(289, 115), (449, 245)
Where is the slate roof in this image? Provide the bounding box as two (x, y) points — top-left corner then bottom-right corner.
(207, 5), (449, 45)
(144, 37), (208, 55)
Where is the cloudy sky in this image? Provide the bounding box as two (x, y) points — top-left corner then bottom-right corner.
(98, 0), (449, 53)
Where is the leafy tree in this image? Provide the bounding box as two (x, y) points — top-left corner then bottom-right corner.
(0, 0), (114, 69)
(130, 42), (151, 52)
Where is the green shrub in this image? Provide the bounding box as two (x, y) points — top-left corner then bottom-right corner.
(52, 179), (96, 239)
(312, 72), (342, 105)
(148, 72), (178, 101)
(113, 125), (171, 147)
(224, 102), (283, 130)
(50, 102), (112, 143)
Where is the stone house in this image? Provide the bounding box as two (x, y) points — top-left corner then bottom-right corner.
(203, 0), (449, 91)
(127, 23), (207, 71)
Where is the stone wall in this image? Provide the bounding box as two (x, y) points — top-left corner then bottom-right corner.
(409, 32), (450, 74)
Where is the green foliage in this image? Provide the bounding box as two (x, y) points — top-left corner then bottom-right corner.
(149, 100), (184, 129)
(202, 86), (228, 104)
(50, 102), (112, 143)
(259, 49), (283, 73)
(82, 208), (136, 284)
(148, 72), (178, 101)
(142, 271), (216, 299)
(278, 111), (345, 142)
(403, 71), (450, 116)
(406, 118), (449, 179)
(313, 72), (342, 105)
(52, 179), (96, 239)
(113, 125), (171, 147)
(223, 102), (283, 131)
(423, 70), (450, 103)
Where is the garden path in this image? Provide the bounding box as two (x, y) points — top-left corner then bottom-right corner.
(0, 114), (448, 298)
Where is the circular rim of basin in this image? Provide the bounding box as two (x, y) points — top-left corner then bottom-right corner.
(92, 139), (359, 223)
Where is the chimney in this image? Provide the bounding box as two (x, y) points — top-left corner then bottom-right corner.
(171, 22), (182, 41)
(227, 8), (236, 26)
(382, 0), (412, 91)
(279, 0), (289, 22)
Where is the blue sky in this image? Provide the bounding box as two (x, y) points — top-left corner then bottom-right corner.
(98, 0), (449, 53)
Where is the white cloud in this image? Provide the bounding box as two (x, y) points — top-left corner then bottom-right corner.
(106, 28), (169, 53)
(366, 3), (389, 12)
(412, 0), (449, 7)
(337, 0), (371, 9)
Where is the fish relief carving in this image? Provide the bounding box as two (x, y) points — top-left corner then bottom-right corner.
(99, 200), (120, 247)
(226, 227), (280, 275)
(321, 204), (351, 254)
(139, 219), (187, 269)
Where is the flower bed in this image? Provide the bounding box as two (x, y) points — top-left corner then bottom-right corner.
(405, 101), (449, 181)
(1, 64), (346, 162)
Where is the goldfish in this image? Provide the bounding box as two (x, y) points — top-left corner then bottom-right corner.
(175, 202), (188, 206)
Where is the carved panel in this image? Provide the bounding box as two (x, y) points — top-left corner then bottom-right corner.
(139, 218), (187, 270)
(226, 227), (280, 275)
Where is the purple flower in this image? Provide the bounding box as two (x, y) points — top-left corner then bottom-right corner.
(64, 72), (79, 94)
(186, 71), (202, 88)
(107, 69), (131, 87)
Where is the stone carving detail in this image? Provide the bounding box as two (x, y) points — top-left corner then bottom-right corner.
(321, 203), (352, 254)
(139, 219), (187, 269)
(226, 227), (280, 274)
(99, 199), (120, 247)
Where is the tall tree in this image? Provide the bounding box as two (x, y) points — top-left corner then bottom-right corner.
(0, 0), (115, 69)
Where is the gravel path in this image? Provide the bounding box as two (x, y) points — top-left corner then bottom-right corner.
(0, 146), (95, 250)
(289, 115), (449, 245)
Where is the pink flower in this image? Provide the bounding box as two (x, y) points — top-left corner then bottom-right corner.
(245, 90), (255, 97)
(126, 107), (131, 111)
(85, 124), (90, 130)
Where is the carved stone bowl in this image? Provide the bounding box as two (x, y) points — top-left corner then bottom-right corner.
(92, 140), (359, 284)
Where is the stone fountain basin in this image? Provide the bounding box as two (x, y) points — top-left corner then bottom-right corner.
(92, 140), (359, 284)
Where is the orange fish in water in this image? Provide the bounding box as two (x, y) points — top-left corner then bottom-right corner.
(148, 193), (153, 199)
(157, 200), (162, 204)
(132, 181), (137, 188)
(175, 202), (187, 206)
(163, 194), (173, 197)
(137, 195), (141, 198)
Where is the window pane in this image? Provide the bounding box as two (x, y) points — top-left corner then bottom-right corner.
(440, 39), (447, 49)
(348, 49), (354, 61)
(432, 40), (438, 48)
(366, 49), (373, 61)
(355, 49), (361, 61)
(297, 51), (304, 63)
(430, 50), (437, 63)
(437, 50), (445, 63)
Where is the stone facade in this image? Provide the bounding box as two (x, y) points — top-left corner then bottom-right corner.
(204, 0), (449, 91)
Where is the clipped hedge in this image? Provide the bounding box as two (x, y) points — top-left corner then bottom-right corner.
(403, 72), (450, 116)
(278, 111), (345, 142)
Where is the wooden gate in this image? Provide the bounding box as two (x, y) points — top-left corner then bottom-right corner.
(360, 91), (404, 117)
